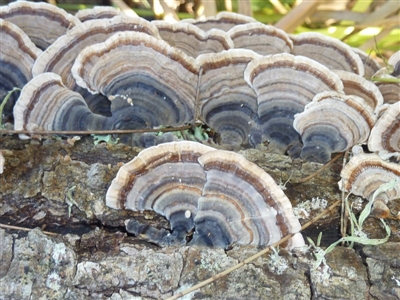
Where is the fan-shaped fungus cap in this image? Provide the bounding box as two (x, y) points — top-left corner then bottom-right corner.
(106, 141), (304, 249)
(227, 23), (293, 55)
(293, 91), (376, 163)
(0, 19), (41, 122)
(291, 32), (364, 76)
(32, 16), (161, 90)
(182, 11), (257, 32)
(13, 72), (109, 139)
(333, 70), (383, 112)
(244, 53), (344, 152)
(197, 49), (261, 147)
(368, 101), (400, 158)
(339, 153), (400, 205)
(152, 21), (233, 58)
(376, 82), (400, 104)
(0, 1), (80, 50)
(75, 6), (123, 22)
(72, 31), (198, 129)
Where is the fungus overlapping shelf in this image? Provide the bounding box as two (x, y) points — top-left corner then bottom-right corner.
(106, 141), (305, 249)
(1, 2), (400, 246)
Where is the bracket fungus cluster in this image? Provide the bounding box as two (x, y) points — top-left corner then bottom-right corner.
(335, 50), (400, 218)
(72, 31), (198, 129)
(2, 2), (398, 165)
(106, 141), (305, 249)
(13, 72), (109, 138)
(293, 91), (376, 163)
(244, 53), (344, 153)
(226, 23), (293, 55)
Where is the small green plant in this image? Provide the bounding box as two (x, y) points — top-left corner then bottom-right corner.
(171, 126), (210, 142)
(370, 41), (400, 83)
(91, 134), (119, 145)
(268, 246), (288, 275)
(370, 76), (400, 83)
(278, 171), (293, 191)
(307, 179), (396, 269)
(0, 87), (21, 127)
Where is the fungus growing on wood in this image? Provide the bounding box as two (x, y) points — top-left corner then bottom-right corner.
(375, 82), (400, 104)
(71, 32), (198, 130)
(290, 32), (364, 76)
(32, 16), (160, 116)
(13, 72), (109, 139)
(368, 101), (400, 157)
(183, 11), (257, 32)
(197, 49), (261, 147)
(32, 16), (160, 90)
(0, 1), (80, 50)
(244, 53), (344, 153)
(293, 91), (376, 163)
(0, 19), (41, 123)
(339, 153), (400, 218)
(227, 23), (293, 55)
(334, 70), (383, 111)
(75, 6), (123, 22)
(152, 21), (233, 58)
(106, 141), (305, 249)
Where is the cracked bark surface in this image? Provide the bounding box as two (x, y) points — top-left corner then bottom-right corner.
(0, 135), (399, 299)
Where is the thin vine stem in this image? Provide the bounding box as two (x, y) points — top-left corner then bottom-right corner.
(297, 153), (343, 183)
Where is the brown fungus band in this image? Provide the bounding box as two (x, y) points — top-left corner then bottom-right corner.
(106, 141), (304, 249)
(291, 32), (364, 76)
(152, 20), (234, 58)
(75, 6), (125, 22)
(227, 22), (293, 56)
(333, 70), (383, 112)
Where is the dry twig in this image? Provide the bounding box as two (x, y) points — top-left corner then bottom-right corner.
(0, 223), (59, 237)
(297, 153), (343, 183)
(0, 125), (192, 136)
